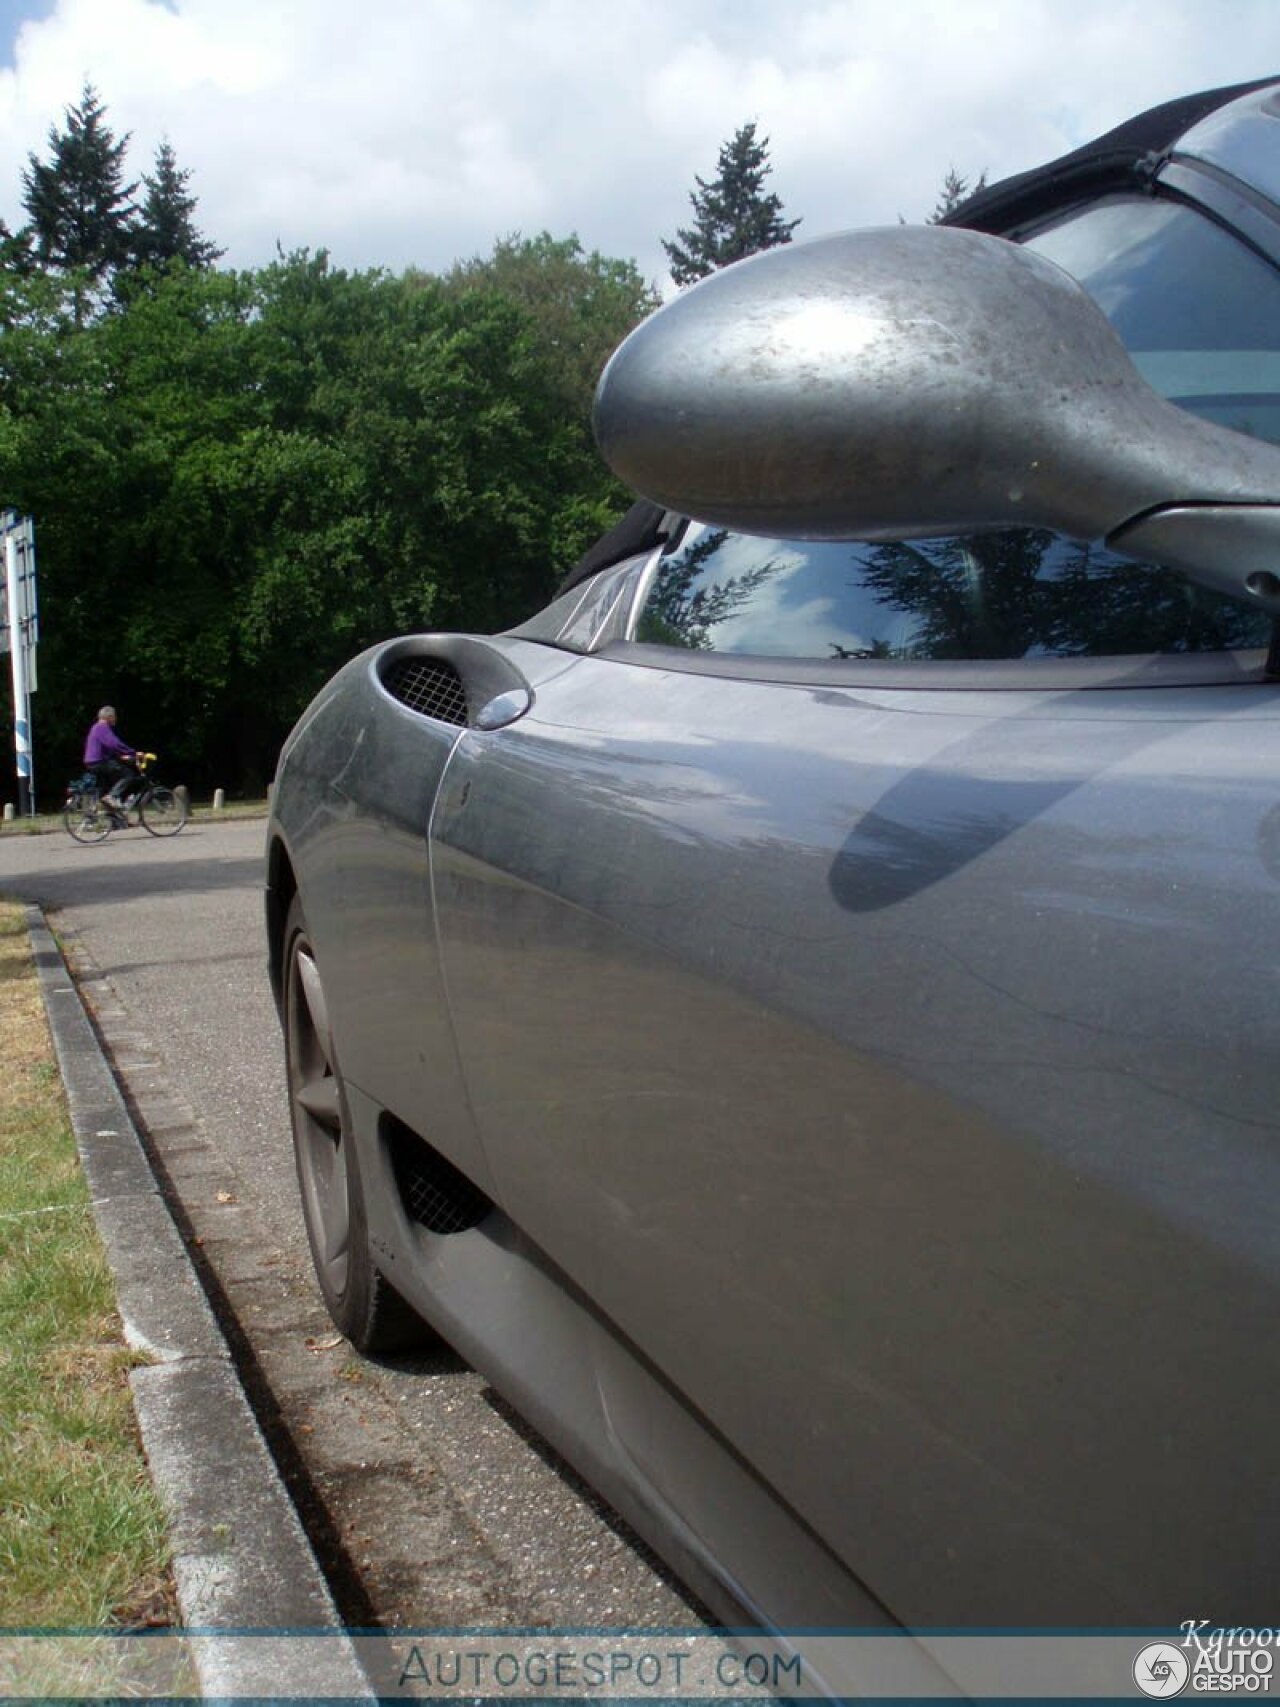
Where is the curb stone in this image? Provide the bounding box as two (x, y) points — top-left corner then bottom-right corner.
(26, 904), (374, 1701)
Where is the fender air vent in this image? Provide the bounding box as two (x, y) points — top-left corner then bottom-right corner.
(383, 1114), (492, 1234)
(381, 656), (469, 727)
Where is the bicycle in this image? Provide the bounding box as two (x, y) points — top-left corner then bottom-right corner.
(63, 752), (188, 844)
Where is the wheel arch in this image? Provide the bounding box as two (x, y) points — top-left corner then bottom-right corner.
(266, 830), (299, 1014)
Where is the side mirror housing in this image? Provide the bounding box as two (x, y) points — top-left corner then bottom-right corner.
(593, 226), (1280, 610)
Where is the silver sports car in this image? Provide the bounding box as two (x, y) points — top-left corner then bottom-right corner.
(268, 77), (1280, 1664)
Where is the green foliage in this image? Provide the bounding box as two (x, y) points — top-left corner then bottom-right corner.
(0, 246), (644, 795)
(441, 231), (659, 572)
(662, 122), (800, 286)
(0, 218), (34, 276)
(0, 88), (653, 802)
(131, 141), (223, 272)
(21, 82), (137, 316)
(21, 86), (218, 319)
(0, 900), (171, 1628)
(444, 232), (659, 415)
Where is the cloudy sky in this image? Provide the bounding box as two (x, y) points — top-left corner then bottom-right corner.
(0, 0), (1275, 287)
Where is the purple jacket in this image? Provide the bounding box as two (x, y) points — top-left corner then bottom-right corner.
(84, 721), (134, 765)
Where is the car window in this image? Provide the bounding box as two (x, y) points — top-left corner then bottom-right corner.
(632, 196), (1279, 663)
(634, 525), (1270, 659)
(1025, 196), (1280, 446)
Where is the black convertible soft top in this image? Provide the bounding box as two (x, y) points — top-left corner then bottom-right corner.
(561, 75), (1279, 596)
(941, 75), (1279, 235)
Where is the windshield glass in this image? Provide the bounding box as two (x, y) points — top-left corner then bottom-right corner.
(1026, 197), (1280, 445)
(634, 525), (1269, 659)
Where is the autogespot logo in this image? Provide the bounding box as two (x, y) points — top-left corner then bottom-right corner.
(1135, 1644), (1191, 1698)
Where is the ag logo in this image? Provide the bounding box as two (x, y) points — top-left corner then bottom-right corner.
(1134, 1644), (1190, 1698)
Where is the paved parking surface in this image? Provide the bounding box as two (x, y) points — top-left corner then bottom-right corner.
(0, 817), (702, 1630)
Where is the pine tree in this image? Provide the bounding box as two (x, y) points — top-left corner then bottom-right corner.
(929, 167), (989, 223)
(662, 122), (800, 286)
(132, 140), (223, 271)
(0, 217), (34, 276)
(21, 82), (137, 293)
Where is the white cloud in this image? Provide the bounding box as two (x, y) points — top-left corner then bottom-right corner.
(0, 0), (1274, 282)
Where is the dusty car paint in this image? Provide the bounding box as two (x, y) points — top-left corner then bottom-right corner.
(268, 77), (1280, 1683)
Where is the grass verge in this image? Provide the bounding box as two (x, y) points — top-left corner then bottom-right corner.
(2, 797), (270, 835)
(0, 900), (174, 1626)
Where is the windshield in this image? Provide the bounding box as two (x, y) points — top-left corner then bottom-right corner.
(1025, 196), (1280, 445)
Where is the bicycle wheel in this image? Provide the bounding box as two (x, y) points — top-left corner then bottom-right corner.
(63, 792), (111, 844)
(139, 785), (187, 836)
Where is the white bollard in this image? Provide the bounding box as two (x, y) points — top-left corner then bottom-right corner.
(2, 802), (13, 822)
(212, 787), (225, 811)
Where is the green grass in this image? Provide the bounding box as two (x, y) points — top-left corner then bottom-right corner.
(0, 903), (173, 1627)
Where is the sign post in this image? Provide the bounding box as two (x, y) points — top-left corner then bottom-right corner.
(1, 513), (37, 816)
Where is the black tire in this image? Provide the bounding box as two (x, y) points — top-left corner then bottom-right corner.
(63, 793), (111, 844)
(282, 895), (427, 1353)
(139, 785), (187, 836)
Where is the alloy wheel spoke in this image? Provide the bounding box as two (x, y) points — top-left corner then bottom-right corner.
(289, 932), (351, 1289)
(323, 1199), (351, 1265)
(307, 1128), (349, 1268)
(296, 950), (332, 1065)
(295, 1072), (342, 1133)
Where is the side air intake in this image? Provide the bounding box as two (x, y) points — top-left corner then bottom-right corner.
(380, 656), (469, 727)
(383, 1114), (493, 1234)
(373, 635), (533, 732)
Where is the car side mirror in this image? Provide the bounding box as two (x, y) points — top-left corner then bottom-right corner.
(593, 226), (1280, 612)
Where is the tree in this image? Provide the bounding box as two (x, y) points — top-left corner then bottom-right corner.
(132, 140), (222, 272)
(443, 232), (658, 416)
(21, 82), (137, 308)
(441, 231), (660, 565)
(928, 166), (989, 224)
(0, 217), (34, 275)
(662, 122), (800, 286)
(0, 244), (644, 795)
(0, 87), (670, 800)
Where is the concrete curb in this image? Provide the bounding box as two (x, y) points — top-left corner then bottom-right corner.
(26, 904), (374, 1700)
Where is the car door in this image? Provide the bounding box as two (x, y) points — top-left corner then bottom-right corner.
(431, 189), (1280, 1625)
(430, 522), (1280, 1627)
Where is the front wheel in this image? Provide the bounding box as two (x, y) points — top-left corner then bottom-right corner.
(139, 785), (187, 836)
(283, 895), (427, 1352)
(63, 794), (111, 844)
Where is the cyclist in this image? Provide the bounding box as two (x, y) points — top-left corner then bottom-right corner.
(83, 705), (143, 815)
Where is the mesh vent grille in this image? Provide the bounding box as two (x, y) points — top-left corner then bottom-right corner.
(386, 1116), (492, 1235)
(381, 656), (469, 727)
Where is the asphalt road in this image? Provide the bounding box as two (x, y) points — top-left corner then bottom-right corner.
(0, 815), (702, 1630)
